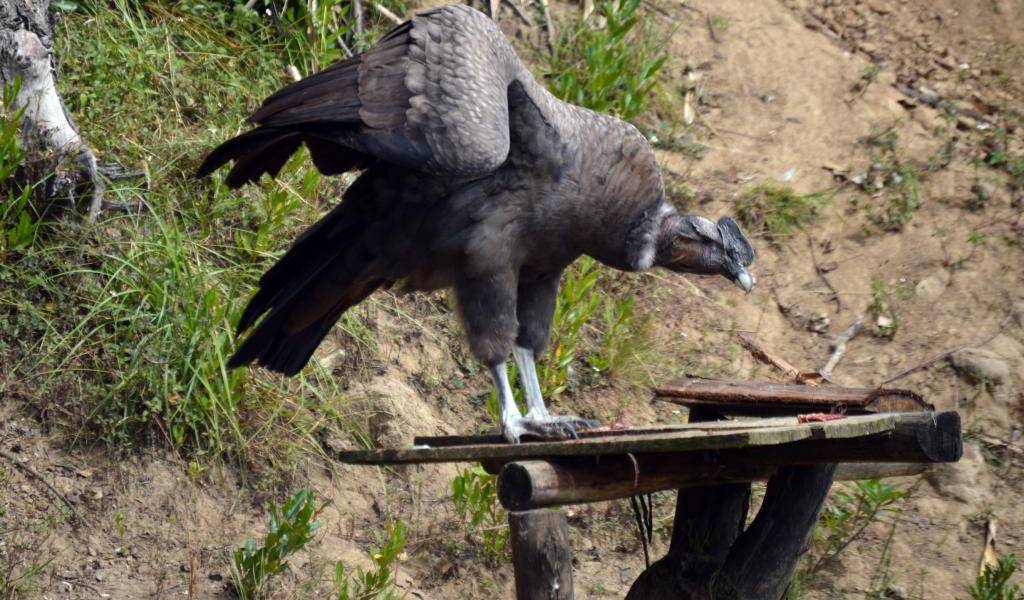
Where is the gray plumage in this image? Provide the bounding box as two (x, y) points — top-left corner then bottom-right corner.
(197, 5), (755, 442)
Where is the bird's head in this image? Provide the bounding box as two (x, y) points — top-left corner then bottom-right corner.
(656, 213), (757, 292)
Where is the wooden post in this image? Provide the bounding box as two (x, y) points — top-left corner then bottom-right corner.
(509, 509), (573, 600)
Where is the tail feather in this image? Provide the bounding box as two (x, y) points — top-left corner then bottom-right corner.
(229, 277), (384, 375)
(195, 126), (366, 189)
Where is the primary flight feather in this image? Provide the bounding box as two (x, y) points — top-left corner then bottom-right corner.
(197, 4), (756, 443)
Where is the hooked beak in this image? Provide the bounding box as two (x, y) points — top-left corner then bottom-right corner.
(733, 267), (756, 293)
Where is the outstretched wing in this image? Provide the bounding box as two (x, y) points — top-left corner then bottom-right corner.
(197, 5), (526, 186)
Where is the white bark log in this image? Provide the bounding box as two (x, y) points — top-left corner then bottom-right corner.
(1, 0), (102, 221)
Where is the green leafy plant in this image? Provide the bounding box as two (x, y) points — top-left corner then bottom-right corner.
(547, 0), (667, 121)
(736, 184), (828, 245)
(964, 555), (1022, 600)
(0, 78), (42, 255)
(451, 465), (508, 561)
(232, 489), (326, 599)
(808, 479), (907, 574)
(540, 257), (602, 398)
(335, 519), (406, 600)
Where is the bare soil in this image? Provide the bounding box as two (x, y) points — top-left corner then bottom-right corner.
(2, 0), (1022, 598)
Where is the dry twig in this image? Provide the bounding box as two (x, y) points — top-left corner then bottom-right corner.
(372, 1), (403, 25)
(819, 317), (863, 381)
(808, 235), (842, 313)
(1, 448), (83, 523)
(880, 314), (1012, 385)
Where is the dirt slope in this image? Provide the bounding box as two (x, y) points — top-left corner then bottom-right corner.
(2, 0), (1022, 598)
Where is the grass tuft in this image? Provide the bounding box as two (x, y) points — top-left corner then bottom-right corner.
(736, 183), (828, 245)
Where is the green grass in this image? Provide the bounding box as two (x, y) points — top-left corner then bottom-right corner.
(546, 0), (667, 122)
(736, 183), (828, 245)
(0, 0), (363, 471)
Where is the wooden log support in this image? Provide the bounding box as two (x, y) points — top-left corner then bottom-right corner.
(497, 458), (926, 511)
(655, 377), (932, 415)
(509, 509), (574, 600)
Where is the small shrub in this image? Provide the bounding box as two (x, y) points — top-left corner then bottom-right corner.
(546, 0), (666, 122)
(964, 554), (1022, 600)
(807, 479), (906, 574)
(334, 519), (406, 600)
(231, 489), (326, 599)
(540, 257), (602, 398)
(736, 184), (827, 245)
(451, 465), (508, 561)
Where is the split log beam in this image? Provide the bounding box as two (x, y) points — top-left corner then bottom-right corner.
(655, 377), (932, 415)
(509, 509), (573, 600)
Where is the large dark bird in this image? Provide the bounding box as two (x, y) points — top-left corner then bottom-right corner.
(198, 4), (755, 443)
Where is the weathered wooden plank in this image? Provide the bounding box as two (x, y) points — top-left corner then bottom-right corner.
(655, 377), (932, 415)
(335, 413), (911, 465)
(497, 458), (930, 511)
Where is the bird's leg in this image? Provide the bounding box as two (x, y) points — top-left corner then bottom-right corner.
(491, 362), (528, 444)
(512, 345), (549, 419)
(510, 345), (601, 439)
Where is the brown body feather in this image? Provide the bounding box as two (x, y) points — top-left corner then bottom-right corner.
(199, 5), (754, 377)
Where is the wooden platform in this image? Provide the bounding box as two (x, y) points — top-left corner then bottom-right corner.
(333, 411), (961, 466)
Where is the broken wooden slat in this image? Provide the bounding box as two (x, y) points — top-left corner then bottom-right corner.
(334, 412), (957, 466)
(655, 377), (932, 415)
(497, 458), (930, 511)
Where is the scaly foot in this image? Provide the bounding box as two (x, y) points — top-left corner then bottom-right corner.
(501, 414), (601, 444)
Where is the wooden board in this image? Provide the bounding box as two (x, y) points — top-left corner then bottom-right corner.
(654, 377), (932, 415)
(333, 412), (945, 465)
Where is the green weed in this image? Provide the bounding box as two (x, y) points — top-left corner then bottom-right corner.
(736, 184), (828, 245)
(547, 0), (667, 122)
(232, 489), (326, 599)
(540, 257), (602, 398)
(0, 78), (42, 256)
(964, 555), (1022, 600)
(867, 277), (898, 339)
(451, 465), (508, 562)
(0, 0), (364, 473)
(587, 294), (656, 386)
(334, 519), (406, 600)
(857, 126), (924, 231)
(807, 479), (907, 575)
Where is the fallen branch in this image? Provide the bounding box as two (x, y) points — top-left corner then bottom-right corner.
(0, 448), (83, 523)
(354, 0), (365, 35)
(372, 1), (403, 25)
(737, 332), (822, 385)
(819, 317), (863, 381)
